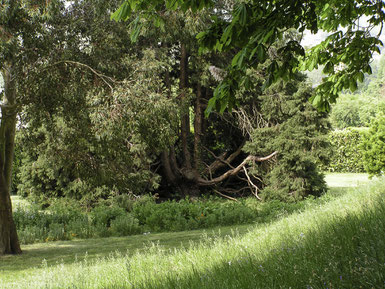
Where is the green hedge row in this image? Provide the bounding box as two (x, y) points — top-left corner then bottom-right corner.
(326, 128), (367, 173)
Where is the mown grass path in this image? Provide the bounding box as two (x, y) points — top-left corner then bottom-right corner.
(0, 224), (253, 283)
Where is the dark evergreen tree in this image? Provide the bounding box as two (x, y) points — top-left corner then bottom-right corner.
(244, 76), (331, 201)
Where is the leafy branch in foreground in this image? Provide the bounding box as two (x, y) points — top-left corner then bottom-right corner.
(112, 0), (384, 113)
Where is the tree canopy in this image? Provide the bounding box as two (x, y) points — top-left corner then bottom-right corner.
(112, 0), (385, 113)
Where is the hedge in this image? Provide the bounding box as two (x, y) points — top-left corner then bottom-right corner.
(326, 128), (367, 173)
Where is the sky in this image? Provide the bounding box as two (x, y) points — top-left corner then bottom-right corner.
(301, 16), (385, 60)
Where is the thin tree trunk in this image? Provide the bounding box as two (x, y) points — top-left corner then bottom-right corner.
(161, 151), (177, 184)
(193, 83), (203, 170)
(0, 64), (22, 255)
(179, 43), (192, 169)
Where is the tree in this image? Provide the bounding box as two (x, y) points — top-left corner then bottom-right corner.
(15, 0), (174, 207)
(15, 1), (329, 203)
(244, 77), (330, 201)
(113, 0), (384, 113)
(0, 0), (126, 255)
(0, 0), (61, 255)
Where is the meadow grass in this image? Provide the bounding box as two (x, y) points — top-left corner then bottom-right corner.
(2, 178), (385, 288)
(324, 172), (371, 187)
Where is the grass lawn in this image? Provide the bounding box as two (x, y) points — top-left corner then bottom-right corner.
(3, 174), (384, 288)
(0, 224), (253, 283)
(325, 172), (372, 187)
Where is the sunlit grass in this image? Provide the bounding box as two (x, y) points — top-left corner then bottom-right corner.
(0, 224), (253, 283)
(325, 172), (372, 187)
(3, 178), (385, 288)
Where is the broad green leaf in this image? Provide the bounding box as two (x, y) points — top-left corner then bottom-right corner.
(219, 97), (228, 113)
(220, 25), (233, 47)
(111, 2), (131, 21)
(364, 65), (372, 74)
(239, 4), (247, 26)
(262, 29), (274, 43)
(257, 45), (266, 61)
(196, 31), (206, 40)
(323, 61), (334, 74)
(232, 51), (242, 67)
(205, 96), (217, 117)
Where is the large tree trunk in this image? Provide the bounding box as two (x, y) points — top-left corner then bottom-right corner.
(0, 64), (22, 255)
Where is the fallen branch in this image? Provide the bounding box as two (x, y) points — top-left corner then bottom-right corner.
(213, 189), (238, 202)
(198, 151), (278, 186)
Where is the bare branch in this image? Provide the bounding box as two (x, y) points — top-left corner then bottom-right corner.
(198, 151), (278, 186)
(213, 189), (238, 202)
(204, 140), (245, 174)
(243, 166), (261, 200)
(48, 60), (119, 91)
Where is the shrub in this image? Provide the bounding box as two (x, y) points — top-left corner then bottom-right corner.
(110, 214), (141, 236)
(13, 193), (332, 245)
(361, 113), (385, 176)
(90, 205), (126, 228)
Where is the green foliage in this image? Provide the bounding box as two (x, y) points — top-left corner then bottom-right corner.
(361, 113), (385, 177)
(110, 214), (141, 236)
(245, 78), (330, 201)
(326, 128), (366, 173)
(13, 193), (327, 244)
(16, 81), (177, 203)
(13, 0), (184, 202)
(329, 94), (383, 129)
(131, 197), (257, 231)
(114, 0), (385, 113)
(329, 56), (385, 129)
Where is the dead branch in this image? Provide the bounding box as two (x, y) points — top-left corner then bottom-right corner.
(233, 106), (269, 137)
(242, 166), (261, 200)
(198, 151), (278, 186)
(48, 60), (119, 91)
(213, 189), (238, 202)
(204, 140), (245, 174)
(203, 146), (232, 169)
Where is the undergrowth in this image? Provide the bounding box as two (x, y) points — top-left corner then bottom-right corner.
(13, 192), (331, 244)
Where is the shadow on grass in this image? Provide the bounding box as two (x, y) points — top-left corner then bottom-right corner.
(0, 224), (253, 280)
(130, 192), (385, 289)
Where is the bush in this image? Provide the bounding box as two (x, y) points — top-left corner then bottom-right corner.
(110, 214), (141, 236)
(13, 193), (332, 245)
(90, 205), (126, 227)
(329, 94), (383, 129)
(361, 113), (385, 176)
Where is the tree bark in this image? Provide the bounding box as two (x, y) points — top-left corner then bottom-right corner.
(179, 43), (192, 169)
(193, 82), (203, 170)
(0, 64), (22, 255)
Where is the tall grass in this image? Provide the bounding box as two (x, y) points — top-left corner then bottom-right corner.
(3, 180), (385, 289)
